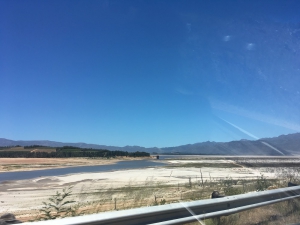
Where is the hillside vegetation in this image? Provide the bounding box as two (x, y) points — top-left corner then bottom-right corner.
(0, 146), (149, 158)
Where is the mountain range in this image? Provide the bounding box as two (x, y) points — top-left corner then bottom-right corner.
(0, 133), (299, 156)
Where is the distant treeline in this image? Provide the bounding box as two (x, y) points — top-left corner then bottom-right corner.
(24, 145), (52, 149)
(0, 145), (22, 149)
(0, 151), (149, 158)
(0, 146), (149, 158)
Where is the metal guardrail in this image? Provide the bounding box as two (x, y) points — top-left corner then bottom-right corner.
(22, 186), (300, 225)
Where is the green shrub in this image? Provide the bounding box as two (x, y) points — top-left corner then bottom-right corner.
(255, 174), (269, 191)
(224, 186), (243, 196)
(38, 187), (77, 220)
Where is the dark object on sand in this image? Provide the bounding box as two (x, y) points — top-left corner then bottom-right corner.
(212, 191), (225, 198)
(0, 213), (22, 224)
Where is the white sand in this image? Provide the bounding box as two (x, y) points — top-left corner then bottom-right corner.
(0, 165), (268, 212)
(0, 158), (280, 220)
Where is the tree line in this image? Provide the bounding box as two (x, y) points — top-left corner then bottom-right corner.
(24, 145), (52, 149)
(0, 150), (149, 158)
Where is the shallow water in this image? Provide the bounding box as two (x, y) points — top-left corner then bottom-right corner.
(0, 160), (166, 182)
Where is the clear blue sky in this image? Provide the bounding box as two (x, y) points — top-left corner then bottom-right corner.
(1, 0), (300, 147)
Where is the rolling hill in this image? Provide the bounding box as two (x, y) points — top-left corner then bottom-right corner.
(0, 133), (299, 156)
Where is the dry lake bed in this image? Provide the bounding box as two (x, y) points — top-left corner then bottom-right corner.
(0, 155), (299, 222)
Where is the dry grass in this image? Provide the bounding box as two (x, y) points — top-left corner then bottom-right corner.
(29, 148), (56, 153)
(0, 147), (56, 152)
(4, 157), (300, 224)
(19, 177), (300, 224)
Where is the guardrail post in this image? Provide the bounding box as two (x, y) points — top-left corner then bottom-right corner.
(114, 198), (117, 210)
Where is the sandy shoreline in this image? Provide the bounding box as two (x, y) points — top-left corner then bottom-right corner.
(0, 157), (152, 172)
(0, 157), (288, 222)
(0, 160), (267, 210)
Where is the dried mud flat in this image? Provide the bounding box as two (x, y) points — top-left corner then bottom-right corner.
(0, 156), (298, 222)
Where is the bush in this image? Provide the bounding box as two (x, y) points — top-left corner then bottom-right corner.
(224, 186), (243, 196)
(38, 187), (77, 220)
(255, 174), (269, 191)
